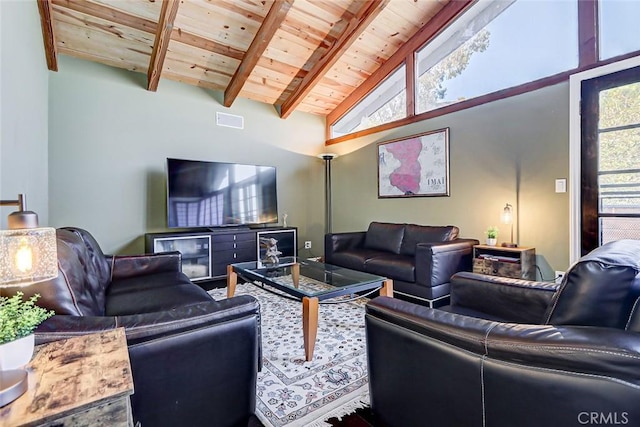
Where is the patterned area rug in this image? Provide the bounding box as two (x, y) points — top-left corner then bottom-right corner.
(208, 279), (369, 427)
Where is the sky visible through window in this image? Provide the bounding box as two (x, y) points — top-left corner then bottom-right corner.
(440, 0), (578, 102)
(599, 0), (640, 60)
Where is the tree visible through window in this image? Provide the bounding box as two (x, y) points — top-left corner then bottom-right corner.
(598, 79), (640, 243)
(416, 30), (490, 113)
(332, 65), (406, 137)
(416, 0), (577, 114)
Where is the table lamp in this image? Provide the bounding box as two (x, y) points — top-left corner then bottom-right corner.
(501, 202), (517, 248)
(0, 194), (58, 406)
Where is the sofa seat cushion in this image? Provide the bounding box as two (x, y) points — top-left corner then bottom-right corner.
(105, 271), (213, 315)
(364, 222), (405, 254)
(365, 254), (415, 283)
(330, 249), (383, 272)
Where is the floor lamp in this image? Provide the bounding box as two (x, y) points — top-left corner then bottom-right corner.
(317, 153), (338, 235)
(0, 194), (58, 406)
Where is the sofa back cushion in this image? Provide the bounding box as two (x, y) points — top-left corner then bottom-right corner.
(400, 225), (460, 255)
(0, 228), (108, 316)
(364, 222), (405, 254)
(544, 239), (640, 329)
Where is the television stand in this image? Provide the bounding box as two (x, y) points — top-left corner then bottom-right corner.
(145, 227), (297, 281)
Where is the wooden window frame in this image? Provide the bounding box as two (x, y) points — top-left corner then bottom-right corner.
(326, 0), (640, 146)
(580, 65), (640, 255)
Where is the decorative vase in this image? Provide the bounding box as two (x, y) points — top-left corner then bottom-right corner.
(0, 334), (35, 369)
(486, 238), (497, 246)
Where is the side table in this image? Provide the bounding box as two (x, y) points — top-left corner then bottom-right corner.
(0, 328), (134, 427)
(472, 244), (536, 280)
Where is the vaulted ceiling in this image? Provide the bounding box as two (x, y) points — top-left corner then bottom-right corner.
(37, 0), (463, 119)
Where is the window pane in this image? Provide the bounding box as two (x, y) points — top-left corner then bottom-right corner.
(598, 82), (640, 130)
(332, 65), (406, 138)
(598, 81), (640, 218)
(416, 0), (578, 114)
(599, 128), (640, 172)
(600, 217), (640, 244)
(599, 169), (640, 214)
(599, 0), (640, 60)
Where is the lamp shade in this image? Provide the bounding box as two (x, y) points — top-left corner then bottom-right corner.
(0, 227), (57, 287)
(501, 203), (513, 224)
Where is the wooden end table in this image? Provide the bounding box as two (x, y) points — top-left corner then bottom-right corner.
(1, 328), (134, 427)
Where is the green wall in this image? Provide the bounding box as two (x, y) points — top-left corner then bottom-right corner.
(48, 56), (327, 254)
(330, 83), (570, 278)
(0, 0), (49, 228)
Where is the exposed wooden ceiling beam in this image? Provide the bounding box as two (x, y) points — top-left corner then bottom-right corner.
(223, 0), (294, 108)
(37, 0), (58, 71)
(327, 0), (474, 127)
(279, 0), (389, 119)
(147, 0), (180, 92)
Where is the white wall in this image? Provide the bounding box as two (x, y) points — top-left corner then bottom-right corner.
(48, 56), (327, 254)
(0, 0), (49, 228)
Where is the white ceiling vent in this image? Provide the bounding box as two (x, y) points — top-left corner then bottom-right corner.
(216, 112), (244, 129)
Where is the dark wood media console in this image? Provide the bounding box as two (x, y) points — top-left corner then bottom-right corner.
(145, 227), (297, 281)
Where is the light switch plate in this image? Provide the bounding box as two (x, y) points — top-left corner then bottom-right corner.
(555, 178), (567, 193)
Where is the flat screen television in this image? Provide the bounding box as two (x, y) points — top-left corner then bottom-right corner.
(166, 158), (278, 229)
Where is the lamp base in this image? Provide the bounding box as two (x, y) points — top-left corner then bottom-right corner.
(501, 242), (518, 248)
(0, 369), (28, 407)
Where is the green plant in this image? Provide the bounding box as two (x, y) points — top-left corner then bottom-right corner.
(486, 226), (499, 239)
(0, 292), (54, 345)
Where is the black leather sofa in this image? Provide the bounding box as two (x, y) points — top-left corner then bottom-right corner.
(365, 239), (640, 427)
(325, 222), (478, 307)
(0, 227), (260, 427)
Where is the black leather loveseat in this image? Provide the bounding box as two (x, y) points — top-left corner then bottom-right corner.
(365, 239), (640, 427)
(325, 222), (478, 307)
(0, 227), (260, 427)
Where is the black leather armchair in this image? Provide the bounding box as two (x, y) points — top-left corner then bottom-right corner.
(365, 239), (640, 427)
(1, 227), (260, 427)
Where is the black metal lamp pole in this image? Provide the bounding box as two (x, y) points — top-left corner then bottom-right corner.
(319, 154), (337, 235)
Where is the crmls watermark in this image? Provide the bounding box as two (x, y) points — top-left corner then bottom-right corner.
(578, 412), (629, 425)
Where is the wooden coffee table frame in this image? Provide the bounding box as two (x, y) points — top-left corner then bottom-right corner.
(227, 263), (393, 361)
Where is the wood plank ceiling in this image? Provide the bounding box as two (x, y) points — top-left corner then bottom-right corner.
(38, 0), (451, 118)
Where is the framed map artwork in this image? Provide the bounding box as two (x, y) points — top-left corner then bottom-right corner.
(377, 128), (450, 198)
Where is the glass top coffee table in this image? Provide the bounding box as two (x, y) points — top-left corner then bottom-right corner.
(227, 257), (393, 361)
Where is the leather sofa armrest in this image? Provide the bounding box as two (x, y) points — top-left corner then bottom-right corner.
(35, 316), (118, 343)
(107, 251), (182, 280)
(414, 239), (478, 288)
(449, 271), (559, 323)
(324, 231), (366, 262)
(35, 295), (259, 345)
(367, 296), (640, 383)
